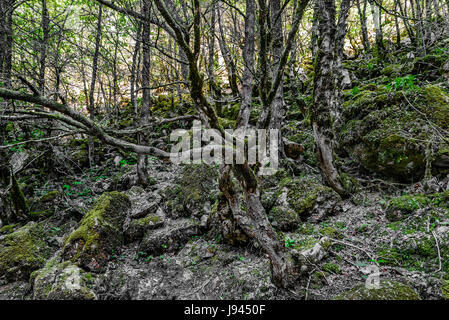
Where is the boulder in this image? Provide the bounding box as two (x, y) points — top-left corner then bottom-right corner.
(0, 222), (51, 282)
(268, 176), (341, 230)
(31, 259), (96, 300)
(124, 208), (165, 243)
(62, 191), (130, 272)
(163, 164), (218, 218)
(339, 85), (449, 181)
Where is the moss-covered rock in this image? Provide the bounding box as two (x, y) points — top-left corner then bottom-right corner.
(386, 194), (431, 221)
(339, 84), (449, 181)
(163, 164), (218, 218)
(412, 52), (449, 80)
(268, 206), (300, 231)
(334, 279), (420, 300)
(62, 192), (130, 272)
(207, 194), (249, 246)
(268, 176), (341, 228)
(31, 259), (96, 300)
(0, 222), (51, 281)
(124, 213), (164, 243)
(386, 191), (449, 221)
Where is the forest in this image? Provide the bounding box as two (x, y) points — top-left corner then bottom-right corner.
(0, 0), (448, 301)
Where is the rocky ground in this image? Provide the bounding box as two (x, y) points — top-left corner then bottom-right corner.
(1, 156), (448, 300)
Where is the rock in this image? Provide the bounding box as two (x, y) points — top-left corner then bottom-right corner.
(124, 208), (165, 244)
(139, 218), (201, 256)
(0, 281), (31, 299)
(28, 191), (61, 221)
(268, 176), (341, 229)
(62, 191), (130, 272)
(339, 85), (449, 181)
(334, 279), (420, 300)
(31, 259), (96, 300)
(163, 164), (218, 218)
(0, 222), (51, 282)
(386, 194), (430, 221)
(130, 201), (159, 219)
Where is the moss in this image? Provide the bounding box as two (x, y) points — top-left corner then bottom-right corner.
(322, 263), (341, 274)
(0, 222), (51, 281)
(278, 176), (341, 218)
(386, 194), (430, 221)
(380, 64), (403, 77)
(268, 206), (300, 231)
(39, 191), (60, 203)
(217, 117), (236, 129)
(0, 223), (21, 235)
(442, 280), (449, 300)
(334, 280), (420, 300)
(32, 260), (96, 300)
(320, 226), (343, 239)
(417, 85), (449, 129)
(376, 231), (446, 273)
(340, 84), (449, 181)
(29, 209), (55, 220)
(292, 236), (319, 251)
(62, 191), (130, 272)
(135, 215), (162, 226)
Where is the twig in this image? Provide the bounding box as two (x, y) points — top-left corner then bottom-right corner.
(0, 131), (83, 150)
(329, 238), (379, 267)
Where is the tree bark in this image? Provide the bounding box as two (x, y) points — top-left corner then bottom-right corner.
(356, 0), (371, 53)
(217, 5), (239, 97)
(312, 0), (348, 198)
(236, 0), (255, 129)
(137, 0), (151, 187)
(88, 3), (103, 167)
(38, 0), (50, 94)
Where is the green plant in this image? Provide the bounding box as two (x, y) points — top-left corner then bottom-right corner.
(351, 86), (360, 96)
(285, 238), (295, 248)
(387, 75), (418, 91)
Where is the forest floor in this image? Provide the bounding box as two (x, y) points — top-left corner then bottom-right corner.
(1, 156), (448, 300)
(1, 40), (449, 300)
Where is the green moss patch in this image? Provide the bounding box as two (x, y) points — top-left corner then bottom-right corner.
(0, 222), (51, 281)
(62, 191), (130, 272)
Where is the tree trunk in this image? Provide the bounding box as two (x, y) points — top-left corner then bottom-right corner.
(137, 0), (151, 187)
(88, 3), (103, 168)
(39, 0), (50, 94)
(217, 5), (239, 97)
(219, 165), (289, 288)
(356, 0), (371, 53)
(368, 0), (385, 55)
(312, 0), (348, 198)
(269, 0), (285, 133)
(236, 0), (255, 129)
